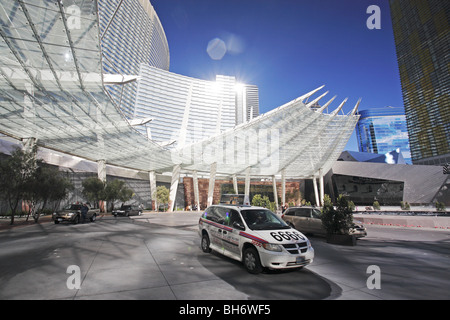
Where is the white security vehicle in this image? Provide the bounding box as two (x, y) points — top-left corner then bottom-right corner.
(199, 205), (314, 274)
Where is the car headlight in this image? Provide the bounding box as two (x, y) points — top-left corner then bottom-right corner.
(306, 239), (312, 249)
(262, 243), (282, 252)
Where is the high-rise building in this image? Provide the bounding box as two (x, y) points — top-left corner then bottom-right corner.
(0, 0), (360, 210)
(355, 108), (412, 164)
(245, 85), (260, 121)
(134, 65), (239, 145)
(389, 0), (450, 165)
(97, 0), (259, 140)
(98, 0), (170, 119)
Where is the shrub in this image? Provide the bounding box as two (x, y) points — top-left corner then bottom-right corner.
(400, 201), (410, 210)
(435, 202), (446, 212)
(373, 201), (380, 210)
(321, 194), (354, 235)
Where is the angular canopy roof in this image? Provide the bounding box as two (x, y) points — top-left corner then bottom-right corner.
(0, 0), (359, 179)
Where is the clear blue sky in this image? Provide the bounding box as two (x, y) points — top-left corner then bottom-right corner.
(150, 0), (404, 151)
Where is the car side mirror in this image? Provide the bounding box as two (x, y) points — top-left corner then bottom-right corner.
(233, 221), (245, 231)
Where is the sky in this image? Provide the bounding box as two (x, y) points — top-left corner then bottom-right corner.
(150, 0), (404, 151)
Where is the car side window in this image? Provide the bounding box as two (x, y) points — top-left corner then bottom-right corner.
(226, 209), (244, 229)
(204, 206), (227, 224)
(218, 207), (241, 225)
(284, 209), (294, 216)
(203, 206), (217, 221)
(295, 208), (311, 217)
(311, 209), (322, 219)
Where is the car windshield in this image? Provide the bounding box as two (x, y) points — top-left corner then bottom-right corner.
(312, 209), (322, 219)
(241, 209), (290, 230)
(64, 204), (81, 210)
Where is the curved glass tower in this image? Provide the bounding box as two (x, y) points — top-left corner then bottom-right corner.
(135, 65), (239, 146)
(98, 0), (170, 119)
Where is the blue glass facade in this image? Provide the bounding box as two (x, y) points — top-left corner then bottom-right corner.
(356, 108), (412, 164)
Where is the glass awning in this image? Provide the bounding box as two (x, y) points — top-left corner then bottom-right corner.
(0, 0), (359, 179)
(0, 0), (174, 172)
(174, 87), (360, 178)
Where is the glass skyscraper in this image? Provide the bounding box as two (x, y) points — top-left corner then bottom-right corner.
(356, 108), (412, 164)
(98, 0), (170, 119)
(135, 65), (239, 145)
(390, 0), (450, 165)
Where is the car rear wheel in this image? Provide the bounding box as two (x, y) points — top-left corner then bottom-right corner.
(243, 247), (263, 274)
(201, 233), (211, 253)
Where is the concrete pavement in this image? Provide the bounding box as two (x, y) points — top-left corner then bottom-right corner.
(0, 211), (449, 301)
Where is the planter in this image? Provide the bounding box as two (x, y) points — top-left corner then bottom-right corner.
(326, 234), (357, 246)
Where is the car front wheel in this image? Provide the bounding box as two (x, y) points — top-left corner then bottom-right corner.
(243, 247), (263, 274)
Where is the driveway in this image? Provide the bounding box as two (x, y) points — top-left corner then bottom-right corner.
(0, 212), (449, 300)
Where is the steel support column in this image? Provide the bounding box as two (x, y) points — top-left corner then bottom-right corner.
(281, 169), (286, 206)
(169, 164), (181, 212)
(193, 170), (200, 211)
(207, 163), (217, 207)
(149, 171), (157, 211)
(312, 177), (320, 207)
(272, 175), (279, 210)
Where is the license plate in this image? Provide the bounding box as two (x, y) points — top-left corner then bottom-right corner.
(296, 256), (305, 264)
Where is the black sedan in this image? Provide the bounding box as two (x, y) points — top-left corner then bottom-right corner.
(112, 205), (143, 217)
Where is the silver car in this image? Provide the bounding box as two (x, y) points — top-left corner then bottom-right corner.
(282, 206), (367, 238)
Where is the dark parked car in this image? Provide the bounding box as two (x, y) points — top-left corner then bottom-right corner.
(112, 205), (143, 217)
(53, 204), (99, 224)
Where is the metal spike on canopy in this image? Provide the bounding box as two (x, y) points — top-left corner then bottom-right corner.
(331, 98), (348, 116)
(316, 96), (337, 114)
(306, 91), (329, 108)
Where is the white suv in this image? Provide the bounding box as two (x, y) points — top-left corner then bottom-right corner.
(198, 205), (314, 274)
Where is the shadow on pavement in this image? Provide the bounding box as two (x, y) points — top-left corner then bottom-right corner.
(197, 249), (342, 300)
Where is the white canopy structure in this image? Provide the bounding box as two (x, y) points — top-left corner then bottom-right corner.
(0, 0), (360, 210)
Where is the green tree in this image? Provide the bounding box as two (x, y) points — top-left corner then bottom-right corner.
(81, 177), (105, 208)
(251, 194), (270, 208)
(252, 194), (277, 212)
(435, 202), (446, 212)
(0, 146), (39, 225)
(104, 179), (134, 211)
(321, 194), (354, 235)
(156, 186), (169, 211)
(26, 165), (73, 222)
(373, 200), (381, 210)
(348, 200), (356, 212)
(0, 146), (72, 224)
